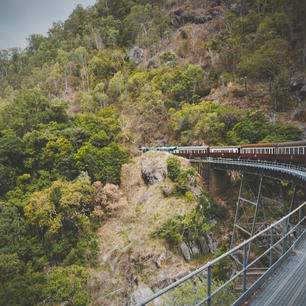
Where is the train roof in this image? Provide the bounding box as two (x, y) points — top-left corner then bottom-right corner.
(176, 146), (209, 149)
(210, 146), (240, 149)
(277, 140), (306, 147)
(154, 146), (177, 149)
(241, 143), (277, 148)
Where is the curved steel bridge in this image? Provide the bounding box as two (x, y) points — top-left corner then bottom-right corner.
(137, 158), (306, 306)
(194, 157), (306, 184)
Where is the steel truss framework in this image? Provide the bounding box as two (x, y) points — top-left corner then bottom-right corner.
(230, 173), (299, 253)
(192, 159), (305, 253)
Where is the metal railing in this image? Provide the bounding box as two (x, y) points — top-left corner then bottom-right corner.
(138, 201), (306, 306)
(192, 158), (306, 181)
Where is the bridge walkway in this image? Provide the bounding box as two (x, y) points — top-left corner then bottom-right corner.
(247, 236), (306, 306)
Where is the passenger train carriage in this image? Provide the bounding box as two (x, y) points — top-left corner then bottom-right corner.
(210, 146), (240, 158)
(173, 146), (209, 158)
(240, 143), (276, 160)
(139, 140), (306, 165)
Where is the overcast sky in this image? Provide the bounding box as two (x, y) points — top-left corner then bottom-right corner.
(0, 0), (96, 50)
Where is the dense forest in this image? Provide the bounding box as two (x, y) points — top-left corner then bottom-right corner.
(0, 0), (305, 305)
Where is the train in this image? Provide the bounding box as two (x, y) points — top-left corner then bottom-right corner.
(139, 140), (306, 164)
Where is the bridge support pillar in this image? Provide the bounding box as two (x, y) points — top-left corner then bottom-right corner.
(194, 162), (233, 198)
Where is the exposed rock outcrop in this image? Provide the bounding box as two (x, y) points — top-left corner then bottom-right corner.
(129, 47), (145, 65)
(170, 8), (212, 27)
(141, 158), (167, 185)
(130, 287), (161, 306)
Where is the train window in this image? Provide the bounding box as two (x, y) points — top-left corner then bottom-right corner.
(299, 147), (303, 154)
(294, 148), (298, 154)
(290, 148), (293, 154)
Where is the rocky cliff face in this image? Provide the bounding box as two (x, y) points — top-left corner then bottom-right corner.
(90, 151), (229, 306)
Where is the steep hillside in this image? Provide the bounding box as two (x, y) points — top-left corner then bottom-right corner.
(0, 0), (305, 305)
(0, 0), (305, 146)
(91, 151), (231, 305)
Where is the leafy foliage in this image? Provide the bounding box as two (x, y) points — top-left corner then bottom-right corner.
(0, 0), (304, 304)
(166, 156), (196, 195)
(44, 265), (91, 306)
(169, 102), (302, 145)
(151, 191), (221, 246)
(167, 156), (181, 181)
(227, 110), (302, 144)
(0, 92), (126, 305)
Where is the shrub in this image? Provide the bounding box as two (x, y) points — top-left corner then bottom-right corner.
(167, 157), (181, 182)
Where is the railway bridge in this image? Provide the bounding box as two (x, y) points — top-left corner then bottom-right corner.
(137, 158), (306, 306)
